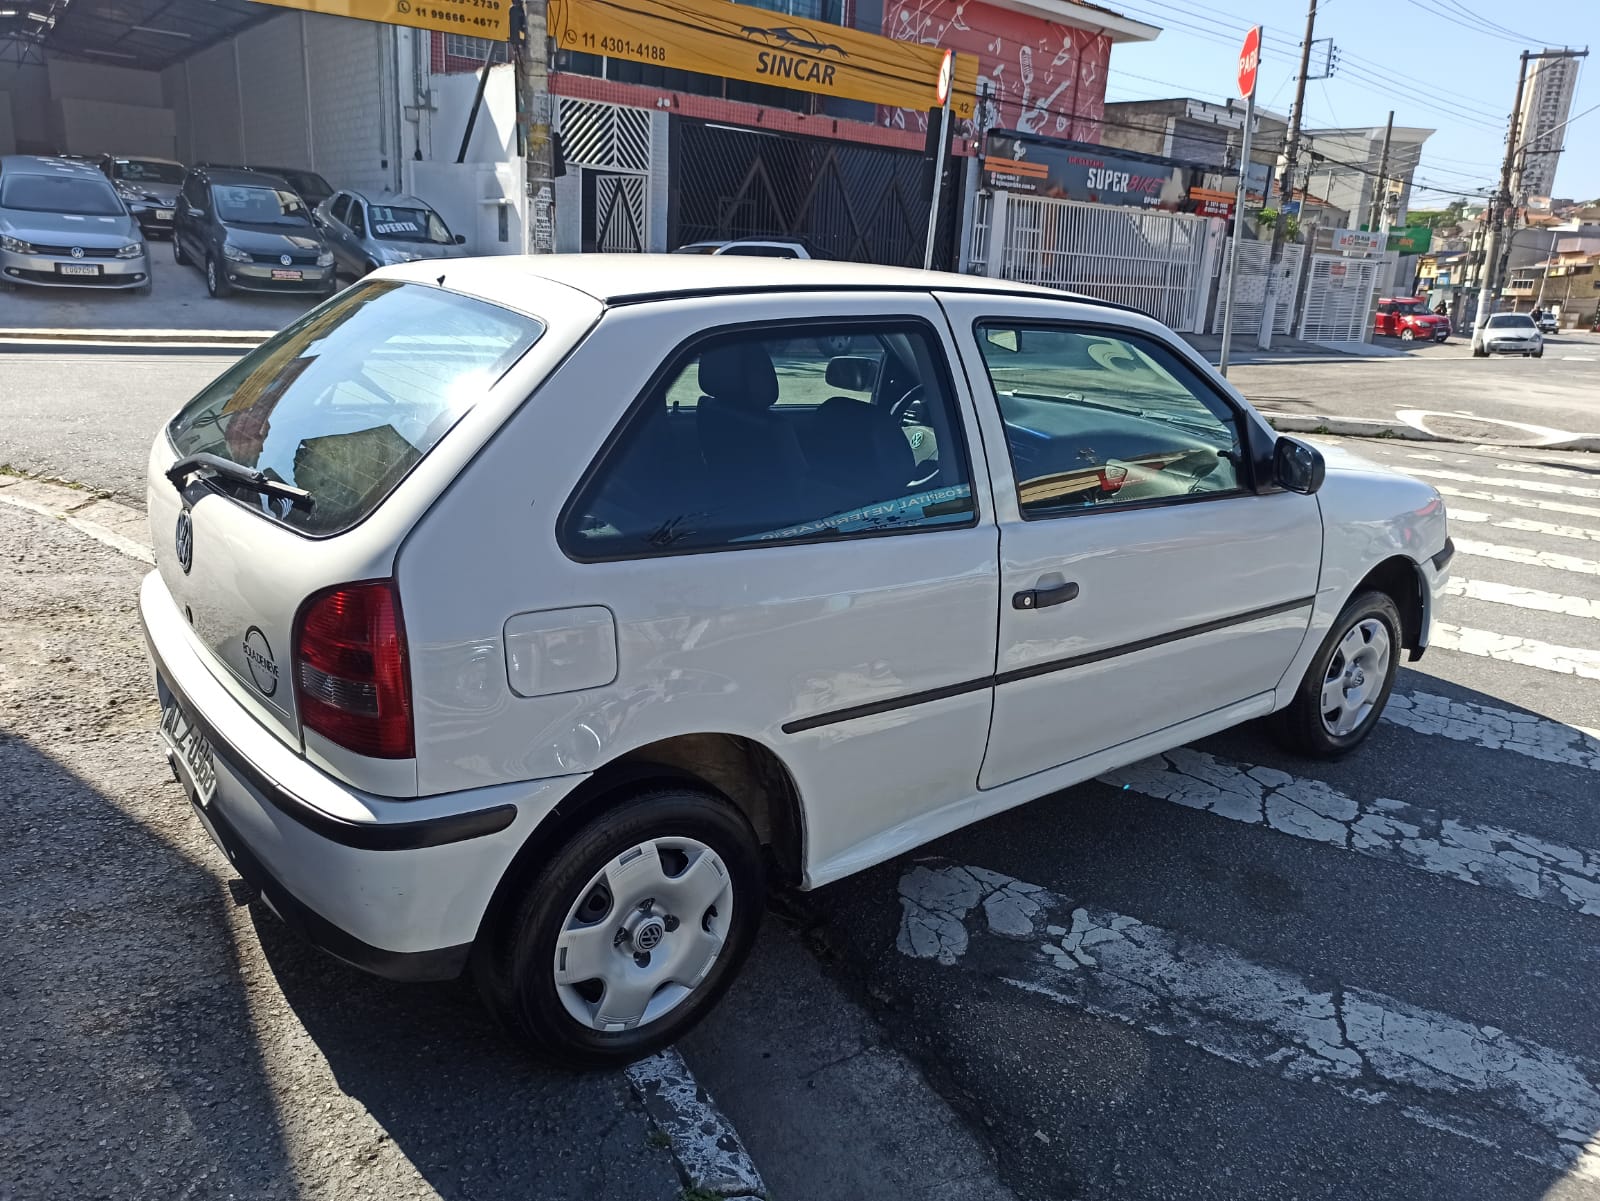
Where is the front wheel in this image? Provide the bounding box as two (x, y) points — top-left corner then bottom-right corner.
(1270, 590), (1402, 759)
(205, 255), (231, 298)
(172, 234), (188, 266)
(474, 786), (765, 1068)
(1400, 328), (1415, 342)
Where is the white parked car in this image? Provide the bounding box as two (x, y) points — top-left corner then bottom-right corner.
(673, 238), (812, 258)
(1472, 312), (1544, 357)
(140, 257), (1452, 1066)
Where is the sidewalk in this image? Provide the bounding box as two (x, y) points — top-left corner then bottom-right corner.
(1180, 331), (1410, 365)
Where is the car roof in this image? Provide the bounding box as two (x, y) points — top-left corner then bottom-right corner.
(112, 155), (184, 166)
(199, 166), (291, 188)
(383, 253), (1096, 308)
(1, 154), (109, 178)
(343, 191), (434, 209)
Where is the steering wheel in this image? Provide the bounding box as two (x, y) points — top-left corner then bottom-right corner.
(889, 385), (941, 489)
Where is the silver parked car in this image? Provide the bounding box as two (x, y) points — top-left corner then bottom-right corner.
(102, 155), (185, 239)
(0, 155), (151, 292)
(314, 190), (468, 278)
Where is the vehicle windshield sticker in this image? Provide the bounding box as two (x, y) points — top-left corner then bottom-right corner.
(737, 484), (972, 543)
(373, 221), (421, 236)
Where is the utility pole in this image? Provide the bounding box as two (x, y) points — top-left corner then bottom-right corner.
(518, 0), (556, 255)
(1369, 110), (1393, 233)
(1258, 0), (1318, 350)
(1475, 48), (1587, 329)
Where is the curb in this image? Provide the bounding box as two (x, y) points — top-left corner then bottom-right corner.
(1259, 411), (1600, 453)
(626, 1050), (767, 1199)
(0, 475), (154, 562)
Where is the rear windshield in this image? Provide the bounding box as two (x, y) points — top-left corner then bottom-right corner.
(167, 282), (543, 536)
(1, 171), (124, 216)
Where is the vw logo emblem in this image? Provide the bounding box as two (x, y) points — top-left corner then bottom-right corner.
(634, 918), (665, 952)
(70, 246), (85, 259)
(174, 511), (194, 574)
(280, 254), (293, 266)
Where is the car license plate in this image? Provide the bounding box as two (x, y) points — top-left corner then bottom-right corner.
(156, 209), (174, 221)
(159, 700), (218, 806)
(57, 263), (100, 277)
(271, 268), (302, 280)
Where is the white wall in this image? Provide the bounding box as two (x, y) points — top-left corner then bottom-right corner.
(47, 58), (164, 106)
(54, 97), (176, 158)
(184, 40), (242, 165)
(305, 13), (395, 195)
(0, 91), (14, 156)
(429, 64), (518, 165)
(237, 16), (310, 167)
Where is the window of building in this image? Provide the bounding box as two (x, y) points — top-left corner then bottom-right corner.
(562, 322), (974, 557)
(444, 34), (507, 64)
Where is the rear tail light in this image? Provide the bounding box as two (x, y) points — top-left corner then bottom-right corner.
(293, 580), (414, 759)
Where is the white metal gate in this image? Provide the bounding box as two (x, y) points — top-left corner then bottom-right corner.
(1212, 239), (1305, 337)
(1297, 253), (1389, 344)
(973, 191), (1217, 333)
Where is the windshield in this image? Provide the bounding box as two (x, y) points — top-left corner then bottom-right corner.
(1391, 301), (1429, 315)
(166, 282), (543, 536)
(116, 160), (184, 185)
(1487, 314), (1536, 329)
(0, 172), (124, 216)
(213, 186), (311, 226)
(368, 204), (453, 244)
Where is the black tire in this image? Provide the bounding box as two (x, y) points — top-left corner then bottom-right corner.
(1534, 350), (1544, 358)
(1270, 589), (1402, 759)
(173, 234), (188, 266)
(205, 254), (231, 299)
(474, 785), (765, 1069)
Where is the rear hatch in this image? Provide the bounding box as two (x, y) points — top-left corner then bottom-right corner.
(147, 280), (544, 766)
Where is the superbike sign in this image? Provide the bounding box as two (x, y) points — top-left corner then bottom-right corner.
(984, 133), (1184, 207)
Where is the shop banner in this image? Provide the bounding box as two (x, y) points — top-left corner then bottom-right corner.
(548, 0), (977, 118)
(253, 0), (508, 38)
(983, 133), (1186, 208)
(1387, 226), (1433, 254)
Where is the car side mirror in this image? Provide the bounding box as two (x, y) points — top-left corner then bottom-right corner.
(1273, 436), (1325, 495)
(454, 233), (467, 245)
(824, 355), (879, 391)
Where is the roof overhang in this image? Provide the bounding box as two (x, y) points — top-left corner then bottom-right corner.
(973, 0), (1160, 43)
(0, 0), (279, 73)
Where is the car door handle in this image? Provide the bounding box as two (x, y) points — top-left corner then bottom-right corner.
(1013, 581), (1080, 610)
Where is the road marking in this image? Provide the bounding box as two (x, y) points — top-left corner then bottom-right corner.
(1448, 510), (1600, 545)
(626, 1049), (767, 1198)
(1442, 577), (1600, 620)
(1383, 691), (1600, 772)
(0, 488), (154, 564)
(1434, 483), (1600, 523)
(1409, 467), (1600, 502)
(1432, 622), (1600, 680)
(1100, 748), (1600, 917)
(897, 863), (1600, 1177)
(1455, 538), (1600, 578)
(1493, 462), (1599, 482)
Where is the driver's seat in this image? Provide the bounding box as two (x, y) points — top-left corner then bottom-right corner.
(803, 397), (918, 507)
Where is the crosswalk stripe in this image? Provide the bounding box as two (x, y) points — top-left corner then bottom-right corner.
(1434, 483), (1600, 523)
(1442, 576), (1600, 620)
(1455, 537), (1600, 577)
(897, 863), (1600, 1176)
(1432, 622), (1600, 680)
(1409, 453), (1594, 483)
(1099, 748), (1600, 917)
(1384, 691), (1600, 771)
(1449, 510), (1600, 545)
(1409, 467), (1600, 502)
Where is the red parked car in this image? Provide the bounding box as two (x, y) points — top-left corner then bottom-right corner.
(1375, 297), (1451, 342)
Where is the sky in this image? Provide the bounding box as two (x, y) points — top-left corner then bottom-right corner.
(1100, 0), (1600, 206)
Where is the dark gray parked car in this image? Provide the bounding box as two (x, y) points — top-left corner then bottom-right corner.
(313, 189), (468, 278)
(102, 156), (185, 238)
(172, 165), (336, 299)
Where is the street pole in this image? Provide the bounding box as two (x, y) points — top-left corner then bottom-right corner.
(1369, 110), (1393, 233)
(1257, 0), (1317, 350)
(923, 83), (953, 270)
(1218, 33), (1261, 377)
(518, 0), (556, 255)
(1475, 52), (1531, 330)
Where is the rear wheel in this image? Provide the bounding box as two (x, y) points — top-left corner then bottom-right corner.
(474, 785), (765, 1068)
(1270, 589), (1402, 758)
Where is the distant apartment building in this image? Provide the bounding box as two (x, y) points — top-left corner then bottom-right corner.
(1517, 50), (1580, 200)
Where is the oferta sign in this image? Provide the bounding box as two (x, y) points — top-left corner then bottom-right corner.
(548, 0), (977, 118)
(252, 0), (508, 38)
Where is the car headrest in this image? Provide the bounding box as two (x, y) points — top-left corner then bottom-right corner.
(697, 341), (779, 408)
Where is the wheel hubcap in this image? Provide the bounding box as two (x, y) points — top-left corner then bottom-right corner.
(1320, 617), (1392, 737)
(553, 837), (733, 1033)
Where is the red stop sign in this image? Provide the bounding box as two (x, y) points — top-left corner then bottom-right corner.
(1238, 26), (1261, 98)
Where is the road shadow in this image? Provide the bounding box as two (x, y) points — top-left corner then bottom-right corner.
(0, 729), (301, 1200)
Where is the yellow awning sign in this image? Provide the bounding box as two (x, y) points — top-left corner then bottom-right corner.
(549, 0), (977, 120)
(252, 0), (509, 41)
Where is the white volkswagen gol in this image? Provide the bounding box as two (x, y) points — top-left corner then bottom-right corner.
(141, 257), (1452, 1066)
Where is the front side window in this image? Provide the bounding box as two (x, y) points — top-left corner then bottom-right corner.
(349, 202), (367, 238)
(563, 322), (974, 557)
(975, 324), (1244, 517)
(330, 193), (351, 225)
(168, 282), (543, 536)
(212, 186), (310, 227)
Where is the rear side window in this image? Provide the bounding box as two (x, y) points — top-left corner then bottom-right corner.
(561, 321), (975, 558)
(168, 281), (542, 536)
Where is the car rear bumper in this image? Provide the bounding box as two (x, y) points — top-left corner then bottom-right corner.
(138, 570), (579, 980)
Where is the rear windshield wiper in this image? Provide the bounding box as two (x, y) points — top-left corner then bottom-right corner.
(166, 453), (314, 511)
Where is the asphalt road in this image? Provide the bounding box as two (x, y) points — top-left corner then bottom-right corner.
(4, 347), (1600, 1199)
